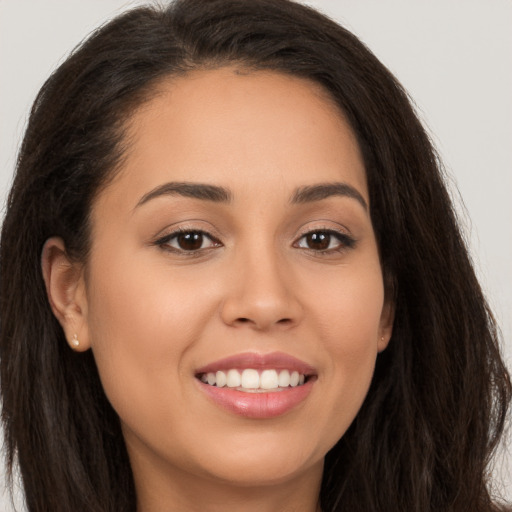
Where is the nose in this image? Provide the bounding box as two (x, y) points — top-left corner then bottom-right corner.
(219, 246), (303, 331)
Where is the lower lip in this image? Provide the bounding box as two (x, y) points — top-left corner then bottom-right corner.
(198, 379), (315, 419)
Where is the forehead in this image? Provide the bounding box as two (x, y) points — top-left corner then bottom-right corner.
(96, 67), (368, 210)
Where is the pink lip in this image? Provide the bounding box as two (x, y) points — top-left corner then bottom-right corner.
(195, 352), (317, 419)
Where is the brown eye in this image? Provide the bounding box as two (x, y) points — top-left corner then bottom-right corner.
(296, 230), (355, 252)
(305, 232), (331, 251)
(176, 232), (204, 251)
(159, 230), (219, 252)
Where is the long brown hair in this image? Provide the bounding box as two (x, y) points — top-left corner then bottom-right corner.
(1, 1), (510, 511)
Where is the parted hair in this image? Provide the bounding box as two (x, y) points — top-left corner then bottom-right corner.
(1, 1), (510, 511)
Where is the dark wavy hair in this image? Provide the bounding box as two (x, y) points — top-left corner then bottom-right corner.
(1, 1), (510, 511)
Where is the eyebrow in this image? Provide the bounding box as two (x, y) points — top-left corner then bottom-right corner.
(291, 182), (368, 210)
(135, 180), (367, 210)
(136, 182), (232, 207)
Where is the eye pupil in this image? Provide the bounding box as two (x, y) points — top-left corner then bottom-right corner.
(177, 232), (203, 250)
(307, 232), (330, 250)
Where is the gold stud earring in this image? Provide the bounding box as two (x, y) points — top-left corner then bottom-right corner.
(378, 335), (386, 354)
(71, 334), (80, 348)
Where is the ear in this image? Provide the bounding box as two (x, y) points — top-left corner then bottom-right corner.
(377, 297), (395, 353)
(41, 237), (90, 352)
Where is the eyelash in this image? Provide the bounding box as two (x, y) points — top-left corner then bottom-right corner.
(154, 228), (356, 255)
(293, 229), (356, 254)
(154, 228), (221, 254)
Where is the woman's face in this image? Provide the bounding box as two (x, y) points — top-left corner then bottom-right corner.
(78, 68), (392, 493)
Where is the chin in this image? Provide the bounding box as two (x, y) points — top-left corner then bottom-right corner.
(190, 430), (327, 487)
(202, 455), (323, 488)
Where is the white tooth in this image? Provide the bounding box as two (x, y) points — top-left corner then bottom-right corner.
(200, 374), (208, 383)
(207, 372), (216, 386)
(226, 369), (241, 388)
(299, 374), (305, 385)
(290, 371), (300, 387)
(216, 371), (227, 387)
(278, 370), (291, 387)
(260, 369), (279, 389)
(241, 369), (260, 389)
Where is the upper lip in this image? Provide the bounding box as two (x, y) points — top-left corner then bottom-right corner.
(195, 351), (317, 376)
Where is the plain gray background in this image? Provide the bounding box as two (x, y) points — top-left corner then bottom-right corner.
(1, 0), (510, 509)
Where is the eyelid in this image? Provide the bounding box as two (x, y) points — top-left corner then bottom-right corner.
(294, 220), (354, 240)
(152, 219), (223, 242)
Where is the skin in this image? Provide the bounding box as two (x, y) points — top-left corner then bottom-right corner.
(43, 68), (393, 512)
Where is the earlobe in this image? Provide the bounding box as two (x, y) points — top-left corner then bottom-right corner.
(378, 299), (395, 353)
(41, 237), (90, 351)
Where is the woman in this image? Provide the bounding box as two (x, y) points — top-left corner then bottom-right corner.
(0, 0), (510, 511)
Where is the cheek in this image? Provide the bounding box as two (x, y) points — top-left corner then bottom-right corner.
(304, 260), (384, 433)
(327, 276), (383, 373)
(87, 248), (216, 344)
(312, 258), (385, 349)
(84, 254), (214, 417)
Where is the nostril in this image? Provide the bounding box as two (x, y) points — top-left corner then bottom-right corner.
(234, 317), (292, 327)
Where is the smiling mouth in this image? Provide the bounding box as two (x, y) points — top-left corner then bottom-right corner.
(197, 368), (313, 393)
(195, 353), (317, 418)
